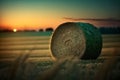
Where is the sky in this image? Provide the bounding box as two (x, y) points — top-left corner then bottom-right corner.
(0, 0), (120, 30)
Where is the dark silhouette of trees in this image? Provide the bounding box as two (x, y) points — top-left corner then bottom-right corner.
(0, 29), (13, 32)
(45, 27), (54, 32)
(38, 29), (44, 32)
(22, 30), (36, 32)
(99, 27), (120, 34)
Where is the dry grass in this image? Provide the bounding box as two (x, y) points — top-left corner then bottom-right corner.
(37, 56), (98, 80)
(9, 53), (29, 80)
(8, 46), (36, 80)
(94, 57), (120, 80)
(1, 54), (119, 80)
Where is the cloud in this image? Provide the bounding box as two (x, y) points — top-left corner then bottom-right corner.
(63, 17), (120, 22)
(63, 17), (120, 27)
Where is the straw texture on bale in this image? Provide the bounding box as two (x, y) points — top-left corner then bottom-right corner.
(50, 22), (102, 59)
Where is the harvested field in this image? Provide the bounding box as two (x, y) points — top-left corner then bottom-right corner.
(0, 32), (120, 80)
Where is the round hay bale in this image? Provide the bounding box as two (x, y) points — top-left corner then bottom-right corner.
(50, 22), (102, 60)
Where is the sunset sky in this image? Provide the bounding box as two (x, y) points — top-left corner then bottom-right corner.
(0, 0), (120, 30)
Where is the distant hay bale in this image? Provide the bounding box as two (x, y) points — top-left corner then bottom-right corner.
(50, 22), (102, 60)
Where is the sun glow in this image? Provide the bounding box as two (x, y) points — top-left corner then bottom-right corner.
(13, 29), (17, 32)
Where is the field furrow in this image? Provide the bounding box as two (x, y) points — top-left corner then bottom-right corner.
(0, 34), (120, 61)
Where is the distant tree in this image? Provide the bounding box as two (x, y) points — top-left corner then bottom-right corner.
(45, 27), (54, 31)
(23, 30), (36, 32)
(38, 29), (44, 32)
(30, 30), (36, 32)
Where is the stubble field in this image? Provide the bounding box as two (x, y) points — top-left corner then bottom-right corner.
(0, 32), (120, 80)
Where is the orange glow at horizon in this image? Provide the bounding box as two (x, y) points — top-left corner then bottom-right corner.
(1, 10), (66, 30)
(0, 17), (66, 30)
(1, 11), (120, 30)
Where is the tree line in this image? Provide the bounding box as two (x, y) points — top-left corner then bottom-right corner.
(99, 27), (120, 34)
(0, 27), (54, 32)
(0, 27), (120, 34)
